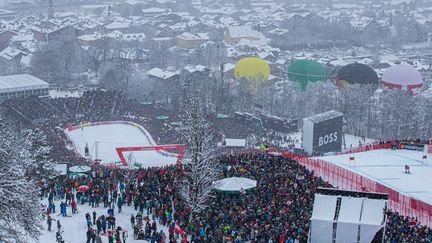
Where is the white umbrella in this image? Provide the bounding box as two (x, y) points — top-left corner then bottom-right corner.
(69, 165), (91, 173)
(213, 177), (257, 193)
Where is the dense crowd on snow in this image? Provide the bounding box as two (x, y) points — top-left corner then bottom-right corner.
(3, 90), (432, 242)
(385, 211), (432, 242)
(197, 153), (323, 242)
(39, 153), (432, 242)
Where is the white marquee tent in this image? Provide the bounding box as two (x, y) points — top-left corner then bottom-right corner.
(213, 177), (257, 192)
(309, 192), (387, 243)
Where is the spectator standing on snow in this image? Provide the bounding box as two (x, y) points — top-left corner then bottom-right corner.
(130, 214), (135, 228)
(101, 215), (107, 234)
(111, 216), (116, 230)
(96, 217), (102, 233)
(95, 233), (102, 243)
(117, 196), (124, 213)
(47, 215), (54, 231)
(60, 201), (67, 217)
(85, 213), (92, 227)
(108, 231), (113, 243)
(91, 229), (96, 243)
(57, 220), (61, 232)
(122, 231), (127, 243)
(71, 199), (77, 214)
(86, 228), (92, 243)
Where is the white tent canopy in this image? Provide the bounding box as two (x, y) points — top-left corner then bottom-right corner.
(309, 192), (387, 243)
(213, 177), (257, 192)
(69, 165), (91, 173)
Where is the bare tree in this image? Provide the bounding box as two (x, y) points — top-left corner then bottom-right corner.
(179, 96), (219, 222)
(87, 37), (112, 77)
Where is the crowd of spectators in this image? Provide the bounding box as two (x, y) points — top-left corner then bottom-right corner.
(41, 165), (174, 242)
(1, 90), (263, 162)
(193, 153), (325, 242)
(41, 152), (432, 242)
(4, 90), (432, 242)
(385, 211), (432, 242)
(3, 90), (306, 152)
(41, 153), (326, 242)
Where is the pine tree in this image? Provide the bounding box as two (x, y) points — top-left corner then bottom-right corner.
(20, 128), (56, 181)
(178, 96), (219, 221)
(0, 111), (42, 243)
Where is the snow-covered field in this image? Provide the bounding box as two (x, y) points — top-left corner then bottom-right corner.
(38, 199), (170, 243)
(317, 149), (432, 204)
(65, 123), (177, 168)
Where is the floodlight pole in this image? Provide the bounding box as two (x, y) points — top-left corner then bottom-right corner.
(94, 141), (99, 161)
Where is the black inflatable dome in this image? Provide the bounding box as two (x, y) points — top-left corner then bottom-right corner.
(336, 63), (379, 87)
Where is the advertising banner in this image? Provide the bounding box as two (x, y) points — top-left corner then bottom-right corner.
(399, 142), (425, 152)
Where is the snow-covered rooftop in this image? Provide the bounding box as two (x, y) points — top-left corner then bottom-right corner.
(147, 68), (178, 80)
(227, 26), (264, 39)
(0, 74), (49, 93)
(105, 22), (130, 30)
(0, 46), (26, 61)
(304, 110), (343, 124)
(225, 138), (246, 147)
(178, 32), (209, 41)
(184, 65), (208, 74)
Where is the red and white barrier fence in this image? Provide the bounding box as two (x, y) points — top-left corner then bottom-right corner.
(288, 156), (432, 226)
(336, 143), (393, 155)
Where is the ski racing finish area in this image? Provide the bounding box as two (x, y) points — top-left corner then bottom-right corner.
(317, 149), (432, 205)
(65, 121), (177, 168)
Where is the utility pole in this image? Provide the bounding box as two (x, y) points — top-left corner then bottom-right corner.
(94, 141), (98, 161)
(48, 0), (54, 19)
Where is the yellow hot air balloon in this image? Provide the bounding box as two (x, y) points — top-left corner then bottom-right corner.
(235, 57), (270, 94)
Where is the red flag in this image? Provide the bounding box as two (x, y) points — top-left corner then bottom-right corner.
(175, 221), (186, 236)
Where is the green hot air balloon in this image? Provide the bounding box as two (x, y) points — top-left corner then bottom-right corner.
(287, 60), (326, 91)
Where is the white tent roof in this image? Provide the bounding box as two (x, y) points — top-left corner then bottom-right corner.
(213, 177), (257, 192)
(225, 138), (246, 147)
(0, 74), (49, 94)
(309, 193), (387, 243)
(69, 165), (91, 173)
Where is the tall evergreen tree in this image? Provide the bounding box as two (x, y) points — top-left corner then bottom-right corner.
(0, 111), (42, 243)
(179, 96), (219, 221)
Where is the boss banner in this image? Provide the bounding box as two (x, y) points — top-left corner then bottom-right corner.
(303, 110), (343, 155)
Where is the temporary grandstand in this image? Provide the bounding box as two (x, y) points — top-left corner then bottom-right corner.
(0, 74), (49, 101)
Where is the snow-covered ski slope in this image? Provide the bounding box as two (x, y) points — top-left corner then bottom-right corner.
(65, 121), (177, 168)
(317, 149), (432, 204)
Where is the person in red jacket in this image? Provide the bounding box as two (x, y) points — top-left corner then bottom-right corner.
(169, 223), (175, 239)
(71, 199), (77, 214)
